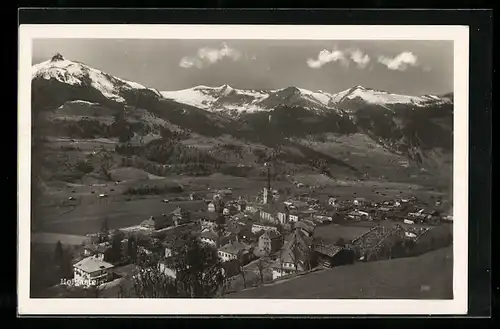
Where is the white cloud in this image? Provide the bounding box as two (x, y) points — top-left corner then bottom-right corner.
(179, 42), (242, 69)
(377, 52), (419, 71)
(348, 49), (371, 69)
(307, 49), (349, 69)
(307, 48), (371, 69)
(179, 57), (202, 69)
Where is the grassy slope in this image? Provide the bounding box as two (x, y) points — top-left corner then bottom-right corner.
(224, 246), (453, 299)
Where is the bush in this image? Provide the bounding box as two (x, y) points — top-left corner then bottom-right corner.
(75, 160), (94, 174)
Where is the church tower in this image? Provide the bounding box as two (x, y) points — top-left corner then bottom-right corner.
(263, 163), (271, 204)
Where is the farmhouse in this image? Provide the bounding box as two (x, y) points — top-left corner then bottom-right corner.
(195, 212), (219, 230)
(218, 241), (253, 263)
(171, 206), (191, 225)
(83, 242), (111, 259)
(200, 230), (219, 247)
(313, 244), (355, 268)
(141, 214), (175, 231)
(258, 230), (283, 255)
(270, 248), (306, 280)
(207, 202), (216, 212)
(73, 255), (114, 287)
(328, 197), (337, 207)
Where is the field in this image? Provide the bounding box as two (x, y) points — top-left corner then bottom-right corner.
(224, 245), (453, 299)
(33, 168), (451, 237)
(35, 199), (207, 235)
(31, 232), (90, 246)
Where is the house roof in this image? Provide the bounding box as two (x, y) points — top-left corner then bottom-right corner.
(74, 256), (114, 273)
(272, 250), (306, 271)
(201, 230), (218, 241)
(291, 200), (309, 208)
(218, 241), (251, 255)
(261, 203), (277, 213)
(252, 222), (279, 230)
(172, 206), (189, 217)
(261, 230), (282, 240)
(295, 221), (315, 234)
(314, 244), (343, 258)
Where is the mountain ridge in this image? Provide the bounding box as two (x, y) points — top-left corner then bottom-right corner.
(31, 54), (453, 187)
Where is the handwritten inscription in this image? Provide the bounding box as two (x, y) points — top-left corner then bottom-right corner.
(61, 278), (98, 286)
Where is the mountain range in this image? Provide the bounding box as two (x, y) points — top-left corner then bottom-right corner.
(31, 54), (453, 187)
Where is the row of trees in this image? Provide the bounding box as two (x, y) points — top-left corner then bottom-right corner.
(118, 234), (227, 298)
(115, 139), (220, 166)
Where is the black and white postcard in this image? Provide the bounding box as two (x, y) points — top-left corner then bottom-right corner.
(18, 24), (469, 315)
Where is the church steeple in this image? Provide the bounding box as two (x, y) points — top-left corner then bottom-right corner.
(263, 162), (271, 204)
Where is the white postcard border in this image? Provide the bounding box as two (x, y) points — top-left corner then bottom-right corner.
(18, 24), (469, 315)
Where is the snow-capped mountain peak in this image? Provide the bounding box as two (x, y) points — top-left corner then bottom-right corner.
(32, 54), (162, 103)
(329, 85), (452, 109)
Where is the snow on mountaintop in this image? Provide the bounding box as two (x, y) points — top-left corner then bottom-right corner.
(329, 85), (451, 107)
(295, 87), (333, 106)
(161, 85), (271, 114)
(32, 54), (162, 103)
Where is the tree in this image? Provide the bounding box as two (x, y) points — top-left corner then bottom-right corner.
(173, 235), (225, 297)
(256, 257), (266, 285)
(237, 257), (247, 289)
(128, 235), (225, 298)
(59, 251), (74, 279)
(110, 231), (125, 263)
(290, 242), (301, 274)
(54, 241), (63, 263)
(127, 235), (138, 263)
(101, 217), (109, 238)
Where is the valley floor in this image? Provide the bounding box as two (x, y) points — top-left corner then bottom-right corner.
(33, 175), (450, 236)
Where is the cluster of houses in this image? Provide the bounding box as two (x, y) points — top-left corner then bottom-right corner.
(330, 196), (449, 225)
(68, 184), (451, 290)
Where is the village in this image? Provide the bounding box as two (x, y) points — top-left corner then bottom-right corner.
(51, 167), (453, 297)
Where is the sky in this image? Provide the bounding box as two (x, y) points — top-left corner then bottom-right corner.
(32, 39), (454, 96)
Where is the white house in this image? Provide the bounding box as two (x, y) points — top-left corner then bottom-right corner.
(353, 198), (367, 206)
(200, 230), (218, 247)
(270, 248), (306, 280)
(158, 258), (177, 279)
(73, 255), (114, 287)
(217, 241), (249, 262)
(207, 202), (216, 212)
(288, 213), (300, 223)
